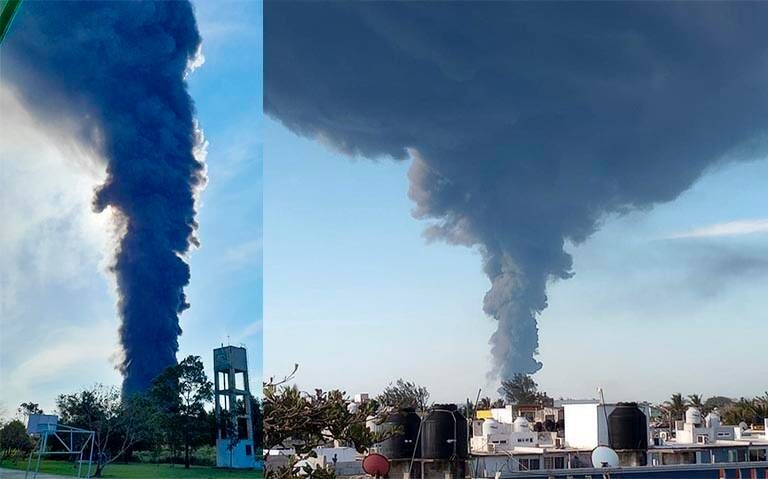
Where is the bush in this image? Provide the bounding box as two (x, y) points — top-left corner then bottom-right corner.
(0, 420), (33, 461)
(192, 445), (216, 466)
(133, 445), (216, 467)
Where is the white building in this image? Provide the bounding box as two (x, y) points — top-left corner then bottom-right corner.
(673, 408), (741, 444)
(471, 416), (559, 453)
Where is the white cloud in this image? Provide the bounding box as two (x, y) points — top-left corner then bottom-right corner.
(0, 86), (120, 412)
(233, 321), (262, 345)
(666, 219), (768, 239)
(223, 238), (262, 266)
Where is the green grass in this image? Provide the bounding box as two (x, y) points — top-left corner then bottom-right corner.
(0, 459), (264, 478)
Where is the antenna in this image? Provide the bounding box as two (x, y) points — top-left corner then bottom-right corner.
(597, 386), (612, 447)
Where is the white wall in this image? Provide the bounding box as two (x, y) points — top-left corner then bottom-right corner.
(564, 403), (599, 449)
(491, 406), (515, 424)
(564, 403), (617, 449)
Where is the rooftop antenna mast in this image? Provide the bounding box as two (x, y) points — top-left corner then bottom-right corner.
(597, 386), (613, 448)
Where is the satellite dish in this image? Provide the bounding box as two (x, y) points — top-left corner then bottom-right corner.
(362, 453), (390, 477)
(591, 446), (619, 468)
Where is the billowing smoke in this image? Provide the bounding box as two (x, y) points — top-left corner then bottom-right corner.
(3, 1), (204, 395)
(265, 3), (768, 380)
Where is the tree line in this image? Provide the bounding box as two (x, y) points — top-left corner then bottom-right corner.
(660, 392), (768, 426)
(0, 355), (264, 477)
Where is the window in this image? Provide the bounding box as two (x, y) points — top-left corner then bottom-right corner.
(518, 458), (540, 470)
(697, 435), (709, 444)
(749, 449), (767, 462)
(713, 449), (729, 463)
(717, 431), (731, 438)
(245, 445), (252, 456)
(736, 449), (747, 462)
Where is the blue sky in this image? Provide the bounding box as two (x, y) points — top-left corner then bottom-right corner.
(0, 0), (262, 416)
(264, 116), (767, 404)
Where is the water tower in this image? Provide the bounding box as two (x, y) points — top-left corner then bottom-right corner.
(214, 345), (256, 469)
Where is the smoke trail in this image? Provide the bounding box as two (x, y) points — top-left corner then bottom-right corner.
(265, 2), (768, 380)
(3, 1), (204, 395)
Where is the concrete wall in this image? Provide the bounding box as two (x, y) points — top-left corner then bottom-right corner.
(216, 438), (256, 469)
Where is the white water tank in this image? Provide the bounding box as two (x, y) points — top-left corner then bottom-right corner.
(482, 418), (501, 436)
(513, 416), (530, 433)
(366, 415), (381, 433)
(685, 407), (702, 425)
(705, 411), (720, 428)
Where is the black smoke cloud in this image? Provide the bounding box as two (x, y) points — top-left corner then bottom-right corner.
(265, 2), (768, 380)
(3, 1), (204, 395)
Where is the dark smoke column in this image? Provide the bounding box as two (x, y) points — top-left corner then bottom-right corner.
(3, 1), (204, 395)
(265, 2), (768, 381)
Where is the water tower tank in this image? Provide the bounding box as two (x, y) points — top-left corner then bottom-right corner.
(685, 407), (702, 425)
(608, 403), (648, 450)
(368, 409), (421, 459)
(705, 411), (720, 428)
(512, 416), (530, 433)
(482, 418), (500, 436)
(420, 404), (468, 460)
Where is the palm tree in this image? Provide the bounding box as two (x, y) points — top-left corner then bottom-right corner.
(688, 394), (705, 412)
(722, 397), (756, 426)
(663, 393), (687, 421)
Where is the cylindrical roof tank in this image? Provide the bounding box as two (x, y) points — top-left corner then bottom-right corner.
(368, 409), (421, 460)
(420, 404), (468, 460)
(512, 416), (530, 433)
(705, 411), (721, 428)
(608, 403), (648, 451)
(482, 418), (500, 436)
(685, 407), (702, 425)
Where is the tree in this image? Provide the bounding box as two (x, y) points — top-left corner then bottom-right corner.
(500, 374), (551, 406)
(477, 397), (492, 409)
(662, 393), (687, 421)
(0, 420), (32, 460)
(721, 396), (767, 426)
(18, 402), (43, 417)
(490, 398), (505, 408)
(251, 396), (264, 449)
(264, 383), (388, 479)
(704, 396), (734, 414)
(687, 394), (704, 410)
(377, 379), (430, 411)
(149, 355), (213, 469)
(56, 385), (155, 477)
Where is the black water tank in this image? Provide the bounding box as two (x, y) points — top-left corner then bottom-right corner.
(420, 404), (468, 460)
(371, 409), (421, 459)
(609, 402), (648, 450)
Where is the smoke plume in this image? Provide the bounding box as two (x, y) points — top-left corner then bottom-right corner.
(3, 1), (204, 395)
(264, 2), (768, 380)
